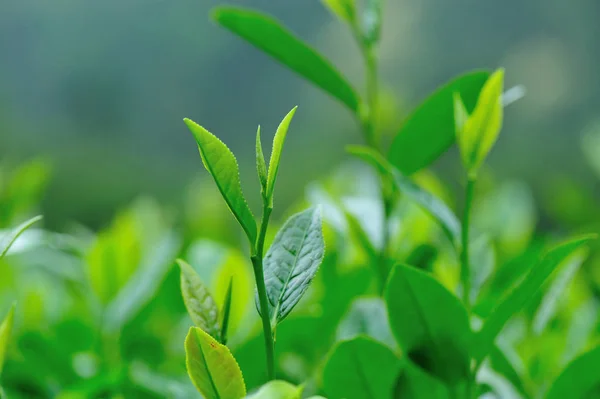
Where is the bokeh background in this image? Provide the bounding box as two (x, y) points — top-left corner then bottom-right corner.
(1, 0), (600, 229)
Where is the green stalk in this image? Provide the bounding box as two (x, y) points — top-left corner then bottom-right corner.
(460, 176), (476, 308)
(250, 204), (275, 381)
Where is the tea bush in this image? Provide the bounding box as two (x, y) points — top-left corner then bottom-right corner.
(1, 1), (600, 399)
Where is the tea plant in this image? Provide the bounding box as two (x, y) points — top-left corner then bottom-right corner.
(1, 1), (600, 399)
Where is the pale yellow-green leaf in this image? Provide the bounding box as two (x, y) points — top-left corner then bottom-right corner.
(185, 327), (246, 399)
(178, 259), (220, 339)
(453, 92), (469, 166)
(256, 125), (268, 193)
(0, 304), (15, 374)
(458, 68), (504, 175)
(266, 106), (297, 206)
(184, 118), (257, 245)
(245, 380), (303, 399)
(321, 0), (355, 23)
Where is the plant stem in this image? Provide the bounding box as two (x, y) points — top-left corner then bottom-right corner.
(460, 176), (476, 309)
(251, 204), (275, 381)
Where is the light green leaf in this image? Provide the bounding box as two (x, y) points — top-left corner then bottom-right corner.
(256, 126), (268, 193)
(266, 107), (297, 206)
(456, 69), (504, 175)
(362, 0), (382, 45)
(546, 346), (600, 399)
(321, 0), (355, 23)
(388, 70), (490, 175)
(260, 207), (325, 327)
(178, 259), (220, 340)
(336, 297), (396, 350)
(323, 336), (402, 399)
(473, 235), (595, 363)
(245, 380), (303, 399)
(0, 215), (43, 259)
(385, 264), (471, 384)
(102, 232), (181, 333)
(348, 146), (461, 247)
(220, 277), (234, 345)
(212, 7), (360, 112)
(185, 326), (246, 399)
(184, 118), (257, 245)
(0, 304), (15, 375)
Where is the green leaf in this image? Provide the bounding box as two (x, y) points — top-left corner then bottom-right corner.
(260, 207), (325, 327)
(362, 0), (382, 45)
(220, 277), (234, 345)
(456, 69), (504, 175)
(245, 380), (303, 399)
(394, 361), (450, 399)
(212, 7), (360, 112)
(0, 304), (15, 375)
(185, 326), (246, 399)
(178, 259), (220, 340)
(388, 70), (490, 175)
(348, 146), (460, 247)
(546, 346), (600, 399)
(184, 118), (257, 245)
(385, 264), (471, 384)
(321, 0), (355, 23)
(323, 336), (402, 399)
(0, 215), (43, 259)
(256, 126), (268, 193)
(266, 106), (297, 206)
(473, 235), (595, 363)
(336, 297), (396, 350)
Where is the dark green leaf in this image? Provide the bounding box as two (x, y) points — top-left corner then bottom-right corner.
(394, 361), (450, 399)
(266, 107), (297, 206)
(385, 264), (471, 384)
(185, 327), (246, 399)
(546, 346), (600, 399)
(260, 207), (325, 327)
(212, 7), (360, 112)
(184, 118), (257, 245)
(177, 259), (220, 340)
(473, 235), (595, 363)
(388, 71), (490, 175)
(220, 277), (234, 345)
(0, 215), (43, 259)
(323, 336), (402, 399)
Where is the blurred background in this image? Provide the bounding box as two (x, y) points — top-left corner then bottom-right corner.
(1, 0), (600, 229)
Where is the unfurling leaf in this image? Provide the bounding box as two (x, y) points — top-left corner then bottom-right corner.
(256, 126), (268, 193)
(323, 336), (402, 399)
(0, 215), (43, 259)
(184, 118), (257, 245)
(0, 304), (15, 374)
(266, 107), (297, 206)
(260, 207), (325, 327)
(385, 265), (471, 384)
(245, 380), (303, 399)
(220, 277), (234, 345)
(546, 345), (600, 399)
(185, 327), (246, 399)
(388, 70), (490, 175)
(321, 0), (355, 23)
(212, 7), (360, 112)
(455, 69), (504, 176)
(178, 259), (220, 340)
(474, 235), (595, 363)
